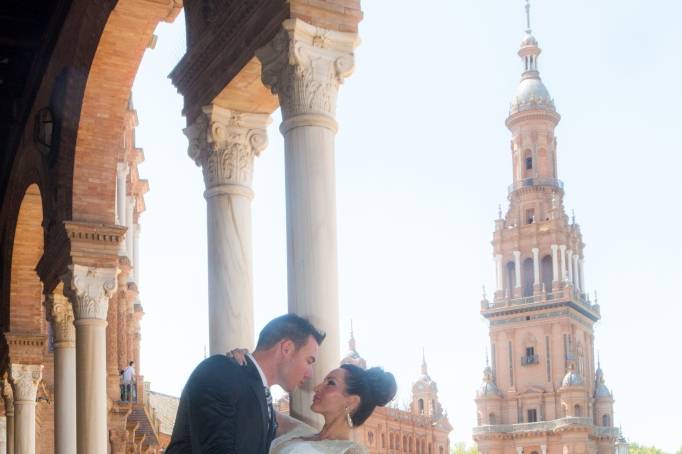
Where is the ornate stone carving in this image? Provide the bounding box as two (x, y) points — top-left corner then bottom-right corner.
(9, 364), (43, 403)
(67, 264), (118, 321)
(1, 375), (14, 414)
(257, 19), (359, 122)
(184, 105), (270, 191)
(49, 292), (75, 344)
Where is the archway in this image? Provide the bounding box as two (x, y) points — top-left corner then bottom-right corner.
(541, 254), (553, 293)
(522, 257), (534, 297)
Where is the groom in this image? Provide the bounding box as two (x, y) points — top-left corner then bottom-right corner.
(166, 314), (326, 453)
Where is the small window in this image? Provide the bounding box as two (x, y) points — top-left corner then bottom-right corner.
(526, 347), (535, 357)
(574, 404), (582, 417)
(489, 413), (496, 424)
(527, 409), (538, 422)
(418, 398), (424, 414)
(526, 156), (533, 170)
(368, 432), (374, 445)
(602, 414), (611, 426)
(526, 208), (535, 224)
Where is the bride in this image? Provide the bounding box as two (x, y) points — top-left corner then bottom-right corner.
(229, 350), (397, 454)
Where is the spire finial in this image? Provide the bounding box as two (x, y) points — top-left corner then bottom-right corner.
(497, 204), (502, 219)
(572, 209), (576, 225)
(482, 285), (487, 300)
(421, 347), (428, 376)
(525, 0), (532, 33)
(598, 351), (601, 369)
(348, 319), (356, 351)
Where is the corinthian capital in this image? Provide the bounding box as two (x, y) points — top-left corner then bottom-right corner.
(257, 19), (359, 124)
(67, 264), (118, 321)
(184, 105), (271, 192)
(9, 364), (43, 403)
(1, 375), (13, 413)
(47, 288), (76, 344)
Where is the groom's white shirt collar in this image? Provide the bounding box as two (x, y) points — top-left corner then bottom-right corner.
(247, 352), (269, 388)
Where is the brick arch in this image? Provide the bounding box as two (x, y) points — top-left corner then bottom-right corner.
(71, 0), (180, 223)
(8, 184), (45, 334)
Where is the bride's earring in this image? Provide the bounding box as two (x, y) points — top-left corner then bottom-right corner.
(345, 407), (354, 428)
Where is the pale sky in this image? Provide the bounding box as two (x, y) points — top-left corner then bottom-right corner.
(132, 1), (682, 451)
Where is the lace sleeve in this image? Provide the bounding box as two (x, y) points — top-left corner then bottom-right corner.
(344, 444), (369, 454)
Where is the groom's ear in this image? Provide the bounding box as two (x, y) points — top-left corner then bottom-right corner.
(279, 338), (295, 357)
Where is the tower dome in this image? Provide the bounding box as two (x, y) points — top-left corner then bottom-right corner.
(508, 1), (556, 116)
(477, 365), (501, 397)
(340, 321), (367, 369)
(594, 363), (612, 398)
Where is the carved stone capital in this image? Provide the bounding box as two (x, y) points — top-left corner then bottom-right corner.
(9, 364), (43, 403)
(67, 264), (118, 321)
(1, 376), (14, 415)
(47, 289), (76, 344)
(184, 105), (271, 192)
(257, 19), (359, 126)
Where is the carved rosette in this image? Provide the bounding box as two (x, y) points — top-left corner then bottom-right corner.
(49, 292), (76, 344)
(257, 19), (359, 123)
(67, 264), (118, 321)
(184, 105), (270, 192)
(9, 364), (43, 403)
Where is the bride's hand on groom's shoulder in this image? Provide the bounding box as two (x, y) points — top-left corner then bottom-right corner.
(225, 348), (249, 366)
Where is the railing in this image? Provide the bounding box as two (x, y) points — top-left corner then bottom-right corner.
(486, 288), (598, 314)
(473, 417), (593, 435)
(508, 177), (564, 195)
(594, 426), (621, 437)
(521, 354), (539, 365)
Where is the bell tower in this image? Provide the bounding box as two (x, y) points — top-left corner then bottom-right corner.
(474, 3), (621, 454)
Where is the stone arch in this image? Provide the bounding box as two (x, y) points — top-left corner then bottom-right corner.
(71, 0), (179, 224)
(522, 257), (534, 297)
(541, 254), (553, 293)
(8, 184), (46, 334)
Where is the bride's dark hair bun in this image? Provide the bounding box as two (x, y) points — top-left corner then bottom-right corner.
(341, 364), (398, 426)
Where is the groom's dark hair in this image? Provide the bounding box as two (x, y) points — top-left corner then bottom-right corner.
(255, 314), (326, 351)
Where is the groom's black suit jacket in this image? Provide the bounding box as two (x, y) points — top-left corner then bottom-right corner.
(166, 354), (276, 454)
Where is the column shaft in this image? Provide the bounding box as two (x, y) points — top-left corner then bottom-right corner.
(133, 224), (141, 285)
(257, 18), (358, 426)
(532, 247), (540, 287)
(67, 264), (117, 454)
(5, 413), (12, 454)
(559, 245), (567, 282)
(495, 254), (504, 292)
(0, 416), (6, 454)
(579, 259), (586, 292)
(567, 250), (574, 285)
(10, 364), (43, 454)
(551, 244), (559, 282)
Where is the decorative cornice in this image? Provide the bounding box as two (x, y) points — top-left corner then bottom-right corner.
(9, 363), (43, 403)
(257, 19), (359, 129)
(66, 264), (118, 321)
(184, 105), (270, 193)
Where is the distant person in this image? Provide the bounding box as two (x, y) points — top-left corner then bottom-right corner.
(166, 314), (325, 453)
(122, 361), (136, 401)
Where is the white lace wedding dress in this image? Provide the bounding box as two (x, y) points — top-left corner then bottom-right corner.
(270, 420), (367, 454)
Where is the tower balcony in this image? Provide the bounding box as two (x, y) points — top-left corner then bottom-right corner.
(508, 177), (563, 195)
(483, 286), (600, 321)
(473, 417), (620, 437)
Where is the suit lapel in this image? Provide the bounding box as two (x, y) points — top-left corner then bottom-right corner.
(244, 357), (269, 444)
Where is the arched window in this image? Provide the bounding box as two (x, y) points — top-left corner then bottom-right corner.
(541, 255), (553, 293)
(524, 149), (533, 176)
(367, 432), (374, 445)
(439, 447), (444, 454)
(409, 436), (414, 453)
(489, 413), (496, 425)
(477, 412), (482, 425)
(390, 433), (394, 449)
(574, 404), (582, 417)
(418, 398), (424, 414)
(382, 433), (386, 448)
(506, 261), (516, 293)
(523, 257), (534, 296)
(602, 414), (611, 426)
(403, 436), (407, 452)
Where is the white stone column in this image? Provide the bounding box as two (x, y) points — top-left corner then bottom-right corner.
(559, 244), (567, 282)
(495, 254), (504, 292)
(567, 249), (573, 285)
(0, 415), (6, 454)
(48, 286), (77, 454)
(133, 223), (141, 285)
(126, 197), (135, 266)
(516, 447), (523, 454)
(257, 18), (359, 426)
(572, 254), (580, 291)
(579, 259), (586, 292)
(116, 163), (129, 256)
(541, 445), (547, 454)
(67, 264), (118, 454)
(1, 380), (12, 454)
(185, 105), (270, 355)
(9, 364), (43, 454)
(513, 251), (521, 289)
(531, 247), (540, 287)
(551, 244), (559, 283)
